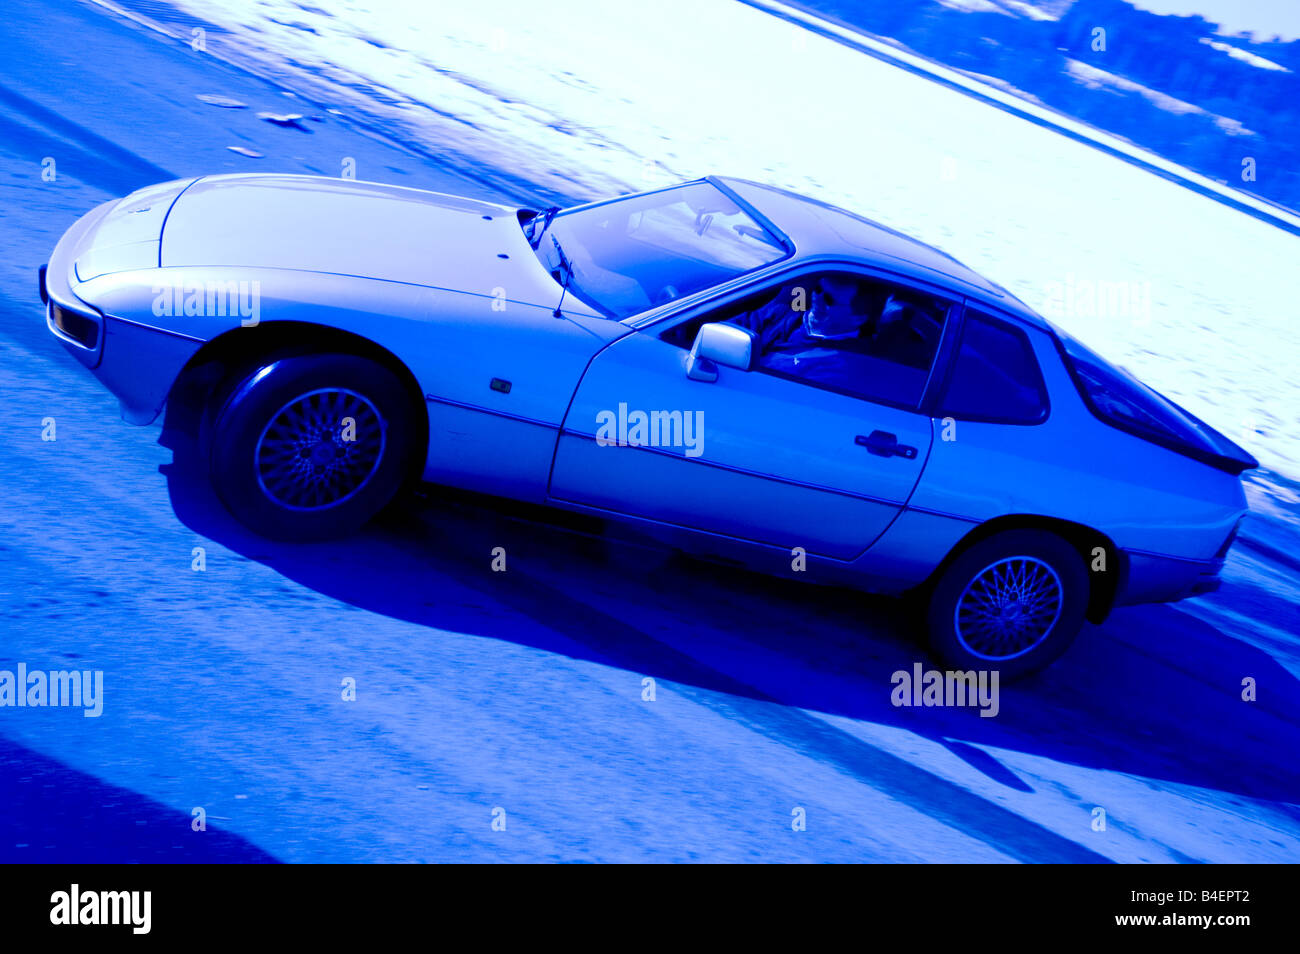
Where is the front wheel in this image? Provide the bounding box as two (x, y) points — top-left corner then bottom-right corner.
(206, 353), (418, 541)
(924, 529), (1089, 680)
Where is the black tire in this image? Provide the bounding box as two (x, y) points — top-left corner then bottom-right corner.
(206, 353), (417, 541)
(925, 529), (1089, 680)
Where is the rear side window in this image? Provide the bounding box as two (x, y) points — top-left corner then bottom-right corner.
(938, 311), (1048, 424)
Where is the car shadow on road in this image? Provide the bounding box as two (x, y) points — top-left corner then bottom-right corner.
(0, 734), (279, 863)
(161, 429), (1300, 816)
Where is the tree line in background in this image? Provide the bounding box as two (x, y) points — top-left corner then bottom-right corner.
(801, 0), (1300, 211)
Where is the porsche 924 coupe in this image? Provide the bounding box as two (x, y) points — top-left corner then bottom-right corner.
(41, 174), (1256, 675)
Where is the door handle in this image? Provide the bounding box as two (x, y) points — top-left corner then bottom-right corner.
(856, 430), (918, 459)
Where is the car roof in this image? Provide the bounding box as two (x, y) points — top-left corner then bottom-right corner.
(712, 176), (1047, 330)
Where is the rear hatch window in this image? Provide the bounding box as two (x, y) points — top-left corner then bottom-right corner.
(1056, 330), (1257, 475)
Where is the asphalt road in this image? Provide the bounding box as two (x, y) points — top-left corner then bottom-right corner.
(1, 0), (1298, 862)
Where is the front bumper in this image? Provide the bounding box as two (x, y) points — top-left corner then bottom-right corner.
(43, 199), (116, 368)
(42, 196), (203, 425)
(1114, 548), (1224, 606)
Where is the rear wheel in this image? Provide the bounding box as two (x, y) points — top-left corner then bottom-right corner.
(925, 529), (1089, 679)
(206, 353), (417, 540)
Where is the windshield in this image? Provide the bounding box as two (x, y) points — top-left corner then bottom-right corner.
(532, 182), (787, 319)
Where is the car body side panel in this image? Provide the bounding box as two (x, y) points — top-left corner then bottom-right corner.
(905, 321), (1246, 562)
(1116, 550), (1223, 605)
(72, 267), (622, 496)
(550, 329), (935, 560)
(99, 316), (204, 424)
(536, 490), (947, 594)
(553, 435), (912, 558)
(849, 507), (977, 590)
(422, 402), (563, 504)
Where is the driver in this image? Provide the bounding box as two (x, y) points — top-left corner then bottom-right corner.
(728, 274), (945, 382)
(730, 274), (875, 355)
(803, 275), (885, 344)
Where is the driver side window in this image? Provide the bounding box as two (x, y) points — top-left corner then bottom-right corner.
(662, 272), (952, 409)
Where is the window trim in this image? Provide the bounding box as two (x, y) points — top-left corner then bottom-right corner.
(917, 299), (965, 415)
(930, 304), (1051, 427)
(706, 175), (795, 257)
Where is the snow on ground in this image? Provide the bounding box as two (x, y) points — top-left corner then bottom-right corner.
(119, 0), (1300, 478)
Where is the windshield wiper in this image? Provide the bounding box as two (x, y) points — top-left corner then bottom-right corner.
(527, 205), (562, 249)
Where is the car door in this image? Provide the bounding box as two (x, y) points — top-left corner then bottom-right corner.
(547, 269), (951, 560)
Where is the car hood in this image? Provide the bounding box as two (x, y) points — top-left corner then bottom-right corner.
(160, 174), (579, 311)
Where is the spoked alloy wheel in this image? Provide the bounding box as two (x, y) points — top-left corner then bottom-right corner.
(255, 388), (387, 511)
(925, 529), (1089, 679)
(206, 353), (416, 541)
(953, 556), (1063, 661)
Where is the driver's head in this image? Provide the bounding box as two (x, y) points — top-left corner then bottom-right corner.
(804, 275), (871, 339)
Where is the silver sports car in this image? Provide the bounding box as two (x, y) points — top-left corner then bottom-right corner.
(41, 174), (1257, 676)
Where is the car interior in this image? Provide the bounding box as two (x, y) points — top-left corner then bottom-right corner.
(661, 271), (950, 409)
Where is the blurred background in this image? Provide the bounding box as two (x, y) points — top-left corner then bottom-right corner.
(794, 0), (1300, 212)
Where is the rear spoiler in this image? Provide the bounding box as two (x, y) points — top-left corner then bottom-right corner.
(1049, 325), (1259, 476)
(1090, 383), (1258, 476)
(1166, 402), (1259, 476)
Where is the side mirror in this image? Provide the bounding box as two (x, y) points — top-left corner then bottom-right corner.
(686, 322), (754, 382)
